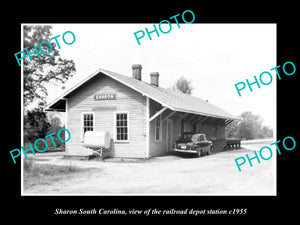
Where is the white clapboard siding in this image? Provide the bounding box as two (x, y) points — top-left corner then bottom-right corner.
(66, 75), (147, 158)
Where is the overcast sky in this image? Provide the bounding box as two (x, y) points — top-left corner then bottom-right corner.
(38, 23), (276, 128)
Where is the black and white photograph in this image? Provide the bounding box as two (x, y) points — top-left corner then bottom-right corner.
(21, 23), (276, 195)
(4, 4), (298, 221)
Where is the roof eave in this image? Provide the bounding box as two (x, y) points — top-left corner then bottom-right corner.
(173, 108), (241, 121)
(45, 68), (103, 111)
(45, 98), (67, 112)
(44, 68), (241, 121)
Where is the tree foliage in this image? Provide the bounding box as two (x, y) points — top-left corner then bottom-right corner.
(24, 104), (50, 143)
(47, 112), (65, 148)
(23, 25), (76, 108)
(171, 76), (194, 95)
(225, 120), (239, 138)
(23, 25), (75, 143)
(225, 111), (273, 140)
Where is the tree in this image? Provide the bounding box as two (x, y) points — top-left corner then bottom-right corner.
(261, 125), (273, 138)
(171, 76), (194, 95)
(239, 111), (264, 140)
(47, 112), (65, 148)
(23, 25), (76, 108)
(225, 111), (273, 140)
(24, 103), (50, 143)
(225, 120), (239, 138)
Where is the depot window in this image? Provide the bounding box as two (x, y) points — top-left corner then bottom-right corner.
(81, 112), (95, 142)
(114, 112), (129, 142)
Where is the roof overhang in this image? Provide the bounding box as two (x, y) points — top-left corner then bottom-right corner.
(173, 108), (242, 121)
(45, 68), (174, 112)
(45, 68), (103, 112)
(46, 98), (66, 112)
(45, 68), (242, 122)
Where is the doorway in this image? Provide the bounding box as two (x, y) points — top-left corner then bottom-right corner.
(166, 119), (173, 152)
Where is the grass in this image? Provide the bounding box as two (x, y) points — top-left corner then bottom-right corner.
(23, 158), (92, 190)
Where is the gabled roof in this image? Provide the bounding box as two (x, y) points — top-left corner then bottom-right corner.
(46, 68), (240, 121)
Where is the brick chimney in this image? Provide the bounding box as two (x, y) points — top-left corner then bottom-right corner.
(150, 72), (159, 87)
(132, 64), (142, 81)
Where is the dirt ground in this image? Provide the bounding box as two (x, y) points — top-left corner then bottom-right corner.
(23, 141), (276, 195)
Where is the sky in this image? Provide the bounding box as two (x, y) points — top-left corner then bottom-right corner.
(35, 23), (276, 128)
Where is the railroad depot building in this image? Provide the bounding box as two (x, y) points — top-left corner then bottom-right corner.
(46, 64), (240, 158)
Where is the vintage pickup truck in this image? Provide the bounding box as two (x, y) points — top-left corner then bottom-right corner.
(172, 132), (212, 157)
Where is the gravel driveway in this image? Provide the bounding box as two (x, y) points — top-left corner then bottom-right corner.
(23, 147), (276, 195)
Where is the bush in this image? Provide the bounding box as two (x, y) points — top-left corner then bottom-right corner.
(24, 108), (50, 143)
